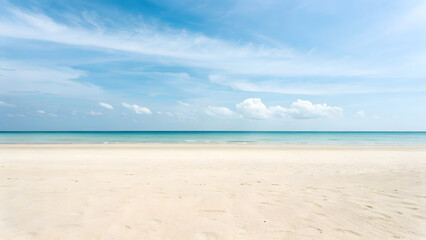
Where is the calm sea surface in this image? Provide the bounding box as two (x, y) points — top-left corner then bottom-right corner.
(0, 131), (425, 145)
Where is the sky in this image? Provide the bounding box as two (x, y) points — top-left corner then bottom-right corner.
(0, 0), (425, 131)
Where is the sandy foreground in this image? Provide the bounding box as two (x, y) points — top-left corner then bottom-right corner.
(0, 144), (425, 240)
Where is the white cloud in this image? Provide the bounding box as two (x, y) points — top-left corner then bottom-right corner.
(37, 110), (46, 114)
(88, 110), (103, 116)
(0, 101), (15, 107)
(99, 102), (114, 110)
(287, 99), (342, 119)
(235, 98), (342, 120)
(122, 103), (152, 115)
(205, 106), (237, 118)
(236, 98), (271, 119)
(177, 100), (189, 106)
(48, 113), (58, 117)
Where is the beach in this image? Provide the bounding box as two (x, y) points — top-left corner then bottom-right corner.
(0, 144), (425, 240)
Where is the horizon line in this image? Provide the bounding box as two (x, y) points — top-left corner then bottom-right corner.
(1, 131), (425, 133)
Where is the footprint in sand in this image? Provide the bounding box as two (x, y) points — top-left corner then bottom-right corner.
(307, 226), (323, 234)
(335, 228), (361, 237)
(238, 225), (248, 235)
(148, 218), (162, 224)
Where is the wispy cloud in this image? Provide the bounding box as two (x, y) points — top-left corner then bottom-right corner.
(353, 110), (380, 120)
(122, 103), (152, 115)
(35, 110), (58, 117)
(177, 100), (189, 106)
(0, 101), (15, 107)
(209, 74), (426, 95)
(157, 111), (174, 117)
(0, 7), (378, 80)
(2, 5), (424, 98)
(354, 110), (366, 118)
(385, 1), (426, 35)
(99, 102), (114, 110)
(0, 61), (102, 96)
(6, 113), (25, 117)
(88, 110), (103, 116)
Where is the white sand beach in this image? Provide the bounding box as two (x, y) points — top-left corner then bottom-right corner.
(0, 144), (425, 239)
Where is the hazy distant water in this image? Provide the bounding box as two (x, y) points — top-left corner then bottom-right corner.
(0, 131), (425, 145)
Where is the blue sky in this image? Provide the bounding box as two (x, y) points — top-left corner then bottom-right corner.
(0, 0), (425, 130)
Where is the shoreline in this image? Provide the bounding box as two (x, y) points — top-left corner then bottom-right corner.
(1, 143), (426, 150)
(2, 132), (425, 146)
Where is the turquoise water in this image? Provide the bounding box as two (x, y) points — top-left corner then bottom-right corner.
(0, 131), (425, 145)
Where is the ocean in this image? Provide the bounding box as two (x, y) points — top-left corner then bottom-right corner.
(0, 131), (425, 145)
